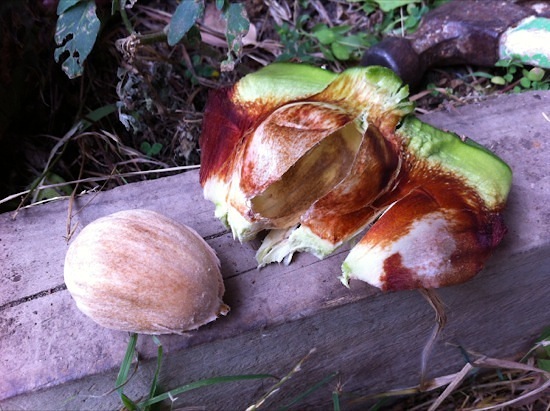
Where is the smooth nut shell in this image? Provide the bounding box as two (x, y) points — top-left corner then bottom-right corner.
(64, 209), (229, 334)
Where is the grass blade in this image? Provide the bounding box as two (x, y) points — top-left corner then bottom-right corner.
(332, 389), (341, 411)
(138, 374), (277, 408)
(81, 104), (117, 131)
(116, 333), (138, 393)
(145, 335), (163, 410)
(120, 392), (139, 411)
(469, 71), (494, 79)
(276, 372), (339, 411)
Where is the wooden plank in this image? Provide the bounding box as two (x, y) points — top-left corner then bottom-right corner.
(1, 91), (549, 410)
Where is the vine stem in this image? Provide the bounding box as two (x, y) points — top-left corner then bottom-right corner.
(118, 1), (134, 34)
(137, 31), (168, 45)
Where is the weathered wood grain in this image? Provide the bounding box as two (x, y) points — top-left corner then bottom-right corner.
(1, 91), (549, 410)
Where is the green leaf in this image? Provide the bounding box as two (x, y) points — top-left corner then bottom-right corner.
(81, 103), (117, 130)
(331, 42), (351, 61)
(167, 0), (205, 46)
(406, 3), (418, 14)
(537, 358), (550, 372)
(33, 173), (73, 201)
(319, 44), (336, 62)
(216, 0), (225, 10)
(297, 13), (310, 27)
(373, 0), (418, 12)
(520, 76), (531, 88)
(331, 25), (352, 36)
(527, 67), (545, 82)
(404, 14), (420, 30)
(140, 141), (163, 157)
(54, 0), (101, 79)
(360, 2), (377, 14)
(140, 141), (152, 154)
(336, 34), (363, 48)
(491, 76), (506, 85)
(313, 26), (337, 45)
(495, 59), (513, 68)
(150, 142), (163, 156)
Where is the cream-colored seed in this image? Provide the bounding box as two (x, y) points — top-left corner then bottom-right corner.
(64, 209), (229, 334)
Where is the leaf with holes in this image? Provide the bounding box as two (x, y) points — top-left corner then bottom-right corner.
(54, 0), (100, 79)
(221, 3), (250, 71)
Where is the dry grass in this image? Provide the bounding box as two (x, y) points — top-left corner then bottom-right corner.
(336, 349), (550, 410)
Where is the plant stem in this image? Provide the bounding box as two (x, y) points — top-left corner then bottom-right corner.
(137, 31), (168, 45)
(119, 2), (134, 34)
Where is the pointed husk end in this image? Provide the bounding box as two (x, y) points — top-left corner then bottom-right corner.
(256, 225), (337, 267)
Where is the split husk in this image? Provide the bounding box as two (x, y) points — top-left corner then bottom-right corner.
(199, 63), (512, 291)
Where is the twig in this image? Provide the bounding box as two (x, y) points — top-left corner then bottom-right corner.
(427, 362), (474, 411)
(245, 348), (317, 411)
(498, 78), (522, 94)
